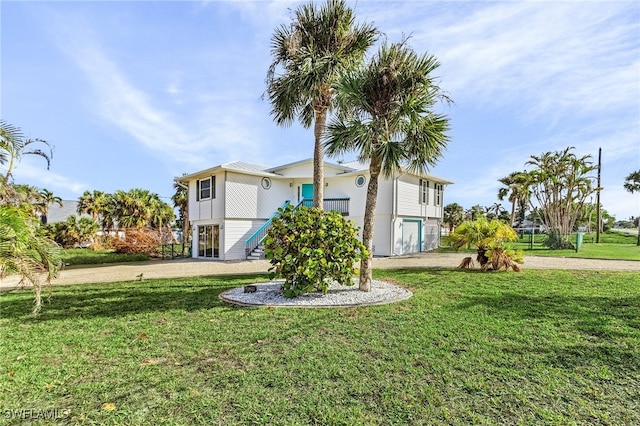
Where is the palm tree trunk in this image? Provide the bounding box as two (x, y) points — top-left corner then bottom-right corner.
(510, 200), (516, 227)
(359, 158), (381, 292)
(313, 109), (327, 209)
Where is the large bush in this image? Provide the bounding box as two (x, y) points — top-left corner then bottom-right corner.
(265, 205), (367, 298)
(111, 227), (162, 256)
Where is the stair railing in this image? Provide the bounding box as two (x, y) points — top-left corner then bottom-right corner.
(245, 200), (290, 258)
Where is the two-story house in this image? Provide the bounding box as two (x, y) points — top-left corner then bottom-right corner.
(176, 159), (453, 260)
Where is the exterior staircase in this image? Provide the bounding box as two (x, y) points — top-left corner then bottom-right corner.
(246, 243), (266, 260)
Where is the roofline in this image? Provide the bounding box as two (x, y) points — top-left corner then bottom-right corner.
(265, 158), (356, 173)
(176, 160), (454, 185)
(175, 163), (279, 182)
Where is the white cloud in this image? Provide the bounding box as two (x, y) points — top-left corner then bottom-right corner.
(10, 161), (87, 197)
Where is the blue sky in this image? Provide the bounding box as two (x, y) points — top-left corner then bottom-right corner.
(2, 1), (639, 220)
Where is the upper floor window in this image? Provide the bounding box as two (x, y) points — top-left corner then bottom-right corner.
(435, 184), (443, 206)
(197, 176), (215, 201)
(419, 179), (429, 204)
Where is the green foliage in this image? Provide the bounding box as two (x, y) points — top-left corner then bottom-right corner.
(543, 229), (575, 250)
(265, 205), (367, 298)
(450, 216), (523, 271)
(44, 216), (99, 248)
(0, 204), (61, 314)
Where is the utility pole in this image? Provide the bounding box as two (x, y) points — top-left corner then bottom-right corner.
(596, 147), (602, 244)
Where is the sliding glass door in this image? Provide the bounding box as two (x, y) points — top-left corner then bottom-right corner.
(198, 225), (219, 258)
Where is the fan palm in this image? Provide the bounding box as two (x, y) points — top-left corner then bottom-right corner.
(324, 40), (451, 291)
(266, 0), (377, 208)
(450, 216), (521, 271)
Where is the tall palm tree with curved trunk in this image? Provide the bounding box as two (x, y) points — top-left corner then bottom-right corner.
(623, 169), (640, 246)
(325, 40), (451, 291)
(266, 0), (377, 208)
(497, 171), (530, 226)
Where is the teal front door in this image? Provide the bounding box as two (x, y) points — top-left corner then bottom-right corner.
(301, 184), (314, 201)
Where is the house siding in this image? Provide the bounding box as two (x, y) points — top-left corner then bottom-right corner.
(182, 159), (451, 260)
(224, 219), (264, 260)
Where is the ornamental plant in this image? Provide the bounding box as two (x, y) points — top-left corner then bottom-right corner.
(264, 205), (367, 298)
(450, 216), (523, 272)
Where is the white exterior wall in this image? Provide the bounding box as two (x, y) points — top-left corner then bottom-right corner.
(188, 173), (224, 222)
(224, 219), (264, 260)
(224, 172), (291, 219)
(185, 161), (449, 260)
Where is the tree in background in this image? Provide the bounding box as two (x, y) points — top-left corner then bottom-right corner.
(497, 171), (530, 226)
(525, 147), (596, 249)
(172, 177), (189, 244)
(623, 169), (640, 245)
(465, 204), (486, 221)
(77, 190), (109, 224)
(0, 119), (61, 315)
(325, 40), (450, 291)
(45, 216), (99, 248)
(443, 203), (464, 232)
(266, 0), (377, 209)
(38, 188), (63, 224)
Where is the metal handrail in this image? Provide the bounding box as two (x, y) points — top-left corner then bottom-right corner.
(244, 197), (351, 258)
(245, 200), (290, 257)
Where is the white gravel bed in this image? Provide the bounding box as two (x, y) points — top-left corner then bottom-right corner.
(219, 279), (413, 308)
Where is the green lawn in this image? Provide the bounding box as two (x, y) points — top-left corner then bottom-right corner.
(60, 248), (150, 266)
(1, 269), (639, 424)
(440, 231), (640, 261)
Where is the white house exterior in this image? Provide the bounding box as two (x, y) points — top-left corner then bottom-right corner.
(177, 159), (453, 260)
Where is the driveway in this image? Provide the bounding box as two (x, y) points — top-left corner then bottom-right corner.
(0, 252), (637, 291)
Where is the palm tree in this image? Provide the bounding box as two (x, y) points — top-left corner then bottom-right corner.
(443, 203), (464, 233)
(450, 216), (521, 271)
(623, 169), (640, 246)
(0, 120), (60, 315)
(324, 40), (451, 291)
(77, 190), (109, 225)
(497, 171), (531, 226)
(172, 177), (189, 244)
(38, 188), (63, 224)
(0, 204), (61, 314)
(526, 147), (596, 248)
(266, 0), (377, 208)
(0, 119), (53, 185)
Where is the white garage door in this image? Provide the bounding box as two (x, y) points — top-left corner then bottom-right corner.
(401, 219), (421, 254)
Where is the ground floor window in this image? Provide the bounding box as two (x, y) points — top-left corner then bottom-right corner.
(198, 224), (219, 258)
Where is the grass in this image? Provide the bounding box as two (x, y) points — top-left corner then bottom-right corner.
(440, 231), (640, 261)
(1, 269), (639, 424)
(60, 249), (150, 266)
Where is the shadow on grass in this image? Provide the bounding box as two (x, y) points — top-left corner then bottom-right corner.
(0, 274), (270, 321)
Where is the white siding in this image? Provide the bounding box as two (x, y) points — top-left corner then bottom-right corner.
(224, 219), (265, 260)
(396, 175), (424, 216)
(225, 172), (259, 218)
(188, 174), (224, 221)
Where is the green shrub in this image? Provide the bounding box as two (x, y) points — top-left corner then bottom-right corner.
(264, 205), (367, 298)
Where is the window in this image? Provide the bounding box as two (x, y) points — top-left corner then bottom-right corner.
(419, 179), (429, 204)
(197, 176), (215, 201)
(355, 175), (366, 187)
(261, 177), (271, 190)
(435, 184), (443, 206)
